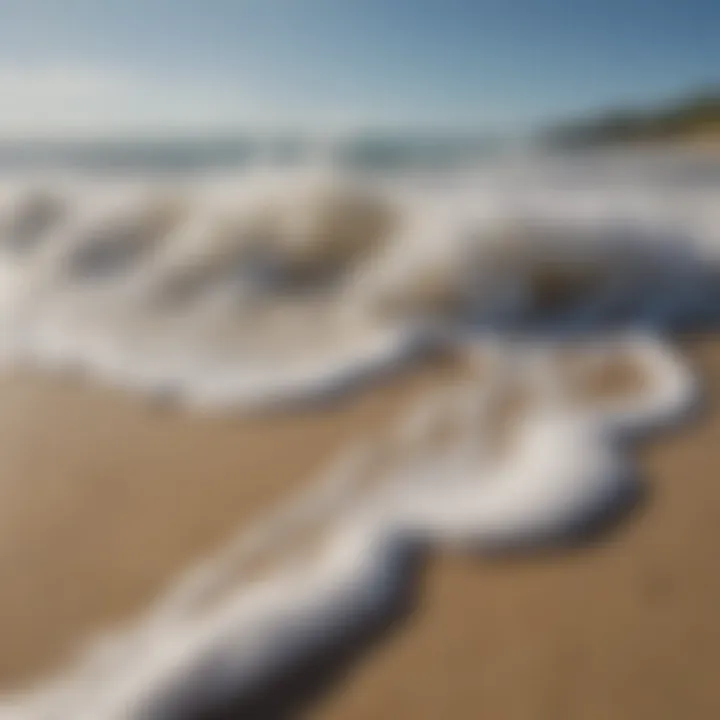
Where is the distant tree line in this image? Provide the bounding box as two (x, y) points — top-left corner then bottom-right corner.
(543, 89), (720, 147)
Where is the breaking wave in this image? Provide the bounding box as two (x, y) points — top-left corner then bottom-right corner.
(0, 154), (718, 409)
(0, 149), (719, 718)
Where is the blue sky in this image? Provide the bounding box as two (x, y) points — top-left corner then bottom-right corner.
(0, 0), (717, 136)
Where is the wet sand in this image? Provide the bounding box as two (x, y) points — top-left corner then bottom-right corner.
(0, 339), (718, 718)
(0, 350), (463, 688)
(317, 336), (720, 720)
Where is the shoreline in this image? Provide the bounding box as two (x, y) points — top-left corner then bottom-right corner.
(0, 350), (462, 689)
(0, 336), (717, 717)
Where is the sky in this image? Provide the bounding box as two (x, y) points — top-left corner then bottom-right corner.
(0, 0), (717, 137)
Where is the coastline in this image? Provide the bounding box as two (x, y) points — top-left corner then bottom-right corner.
(0, 351), (461, 689)
(0, 336), (717, 717)
(316, 334), (720, 720)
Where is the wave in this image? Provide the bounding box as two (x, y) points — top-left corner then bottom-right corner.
(0, 158), (718, 409)
(0, 152), (718, 717)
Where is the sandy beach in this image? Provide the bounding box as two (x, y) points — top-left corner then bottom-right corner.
(0, 349), (461, 689)
(315, 336), (720, 720)
(0, 0), (716, 716)
(0, 335), (716, 719)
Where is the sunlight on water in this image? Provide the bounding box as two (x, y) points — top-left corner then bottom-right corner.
(0, 147), (718, 718)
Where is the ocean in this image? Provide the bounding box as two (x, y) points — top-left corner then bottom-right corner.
(0, 137), (718, 718)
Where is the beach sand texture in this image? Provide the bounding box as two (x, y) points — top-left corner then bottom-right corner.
(0, 338), (716, 719)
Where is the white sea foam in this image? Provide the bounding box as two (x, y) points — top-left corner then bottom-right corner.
(0, 151), (718, 717)
(0, 158), (717, 407)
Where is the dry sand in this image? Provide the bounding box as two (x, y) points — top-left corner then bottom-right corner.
(0, 339), (718, 719)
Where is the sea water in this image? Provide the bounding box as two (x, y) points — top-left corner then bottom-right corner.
(0, 140), (717, 718)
